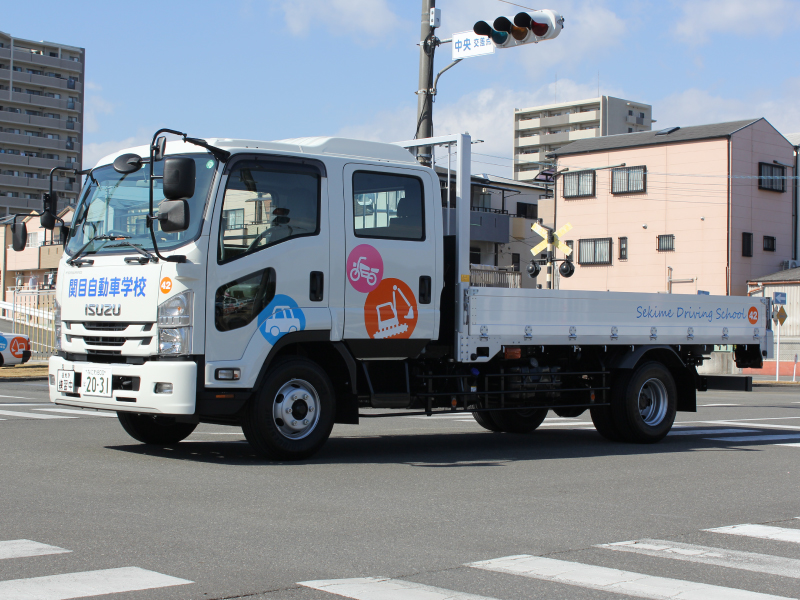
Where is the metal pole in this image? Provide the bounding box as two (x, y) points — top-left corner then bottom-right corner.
(415, 0), (436, 167)
(446, 143), (451, 235)
(775, 320), (781, 382)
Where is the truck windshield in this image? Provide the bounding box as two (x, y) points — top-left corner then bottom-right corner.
(65, 154), (216, 256)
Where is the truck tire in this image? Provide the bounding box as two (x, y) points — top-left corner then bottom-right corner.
(242, 357), (335, 460)
(472, 410), (502, 432)
(489, 408), (548, 433)
(612, 361), (677, 443)
(590, 404), (621, 442)
(117, 413), (197, 445)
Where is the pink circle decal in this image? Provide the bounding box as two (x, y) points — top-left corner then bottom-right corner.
(347, 244), (383, 293)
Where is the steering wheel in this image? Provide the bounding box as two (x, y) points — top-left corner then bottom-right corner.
(246, 228), (271, 252)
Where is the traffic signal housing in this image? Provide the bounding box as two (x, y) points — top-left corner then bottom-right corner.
(473, 10), (563, 49)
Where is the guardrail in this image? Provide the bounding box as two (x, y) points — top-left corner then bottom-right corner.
(0, 290), (57, 359)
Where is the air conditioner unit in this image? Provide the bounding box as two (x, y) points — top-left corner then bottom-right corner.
(789, 260), (800, 269)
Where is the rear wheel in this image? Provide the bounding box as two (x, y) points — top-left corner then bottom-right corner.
(612, 361), (676, 443)
(489, 408), (548, 434)
(242, 357), (335, 460)
(471, 410), (502, 432)
(117, 413), (197, 445)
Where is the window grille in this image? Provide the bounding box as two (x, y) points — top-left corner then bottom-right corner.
(611, 166), (646, 194)
(578, 238), (612, 265)
(563, 171), (595, 198)
(657, 234), (675, 252)
(742, 232), (753, 257)
(763, 236), (776, 252)
(619, 236), (628, 260)
(758, 162), (785, 192)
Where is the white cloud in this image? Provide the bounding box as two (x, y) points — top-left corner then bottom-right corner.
(337, 78), (623, 178)
(277, 0), (406, 40)
(672, 0), (800, 43)
(82, 134), (151, 169)
(84, 95), (114, 134)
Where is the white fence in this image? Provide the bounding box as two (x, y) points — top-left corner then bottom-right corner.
(1, 289), (57, 360)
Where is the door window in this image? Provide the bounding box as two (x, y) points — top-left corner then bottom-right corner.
(215, 268), (276, 332)
(218, 161), (320, 263)
(352, 171), (425, 241)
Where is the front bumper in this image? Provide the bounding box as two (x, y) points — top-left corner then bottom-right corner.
(49, 356), (197, 415)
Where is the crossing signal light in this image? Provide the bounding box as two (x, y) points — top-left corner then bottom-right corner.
(473, 10), (563, 49)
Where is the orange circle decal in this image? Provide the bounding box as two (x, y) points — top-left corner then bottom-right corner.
(9, 336), (27, 359)
(748, 306), (758, 325)
(160, 277), (173, 294)
(364, 278), (418, 340)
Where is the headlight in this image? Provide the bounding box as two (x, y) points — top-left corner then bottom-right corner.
(53, 299), (62, 351)
(158, 291), (192, 354)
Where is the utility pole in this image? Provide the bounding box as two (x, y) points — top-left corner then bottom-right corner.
(415, 0), (436, 167)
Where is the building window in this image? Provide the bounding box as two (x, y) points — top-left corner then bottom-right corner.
(758, 162), (786, 192)
(763, 236), (776, 252)
(628, 110), (633, 116)
(742, 232), (753, 257)
(470, 246), (481, 265)
(221, 208), (244, 230)
(516, 202), (537, 219)
(565, 240), (574, 261)
(657, 234), (675, 252)
(619, 236), (628, 260)
(563, 171), (595, 198)
(639, 112), (645, 119)
(511, 253), (520, 271)
(578, 238), (612, 265)
(628, 128), (633, 133)
(611, 166), (646, 194)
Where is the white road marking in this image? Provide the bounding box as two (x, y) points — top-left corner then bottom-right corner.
(0, 394), (37, 400)
(469, 555), (791, 600)
(700, 403), (740, 407)
(705, 524), (800, 544)
(704, 434), (800, 442)
(35, 408), (116, 417)
(0, 403), (51, 406)
(0, 540), (70, 560)
(300, 577), (497, 600)
(0, 566), (192, 599)
(776, 443), (800, 448)
(191, 432), (244, 435)
(598, 538), (800, 579)
(0, 409), (75, 420)
(668, 428), (759, 436)
(703, 421), (800, 432)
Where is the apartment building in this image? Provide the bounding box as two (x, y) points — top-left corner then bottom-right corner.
(549, 119), (796, 297)
(514, 96), (654, 183)
(0, 31), (84, 218)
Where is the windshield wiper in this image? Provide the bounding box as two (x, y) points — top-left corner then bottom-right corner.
(105, 240), (158, 264)
(66, 234), (128, 267)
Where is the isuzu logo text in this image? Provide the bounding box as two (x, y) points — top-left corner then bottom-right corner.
(85, 304), (121, 316)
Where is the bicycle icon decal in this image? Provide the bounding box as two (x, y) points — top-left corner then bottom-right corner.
(347, 244), (383, 293)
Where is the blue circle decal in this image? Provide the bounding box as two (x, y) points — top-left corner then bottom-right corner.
(0, 335), (6, 352)
(257, 295), (305, 345)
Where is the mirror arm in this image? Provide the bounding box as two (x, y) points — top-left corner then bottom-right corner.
(183, 136), (230, 162)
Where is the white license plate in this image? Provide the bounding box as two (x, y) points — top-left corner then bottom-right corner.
(57, 369), (74, 393)
(81, 368), (112, 398)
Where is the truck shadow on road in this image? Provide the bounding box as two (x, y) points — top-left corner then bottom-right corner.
(105, 427), (789, 466)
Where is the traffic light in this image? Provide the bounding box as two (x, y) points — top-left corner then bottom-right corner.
(473, 10), (563, 49)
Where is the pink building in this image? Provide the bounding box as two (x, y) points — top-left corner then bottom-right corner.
(549, 119), (796, 296)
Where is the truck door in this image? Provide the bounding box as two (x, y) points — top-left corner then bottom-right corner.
(342, 163), (439, 354)
(204, 156), (330, 386)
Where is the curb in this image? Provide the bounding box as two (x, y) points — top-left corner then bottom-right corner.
(0, 376), (49, 382)
(752, 381), (800, 387)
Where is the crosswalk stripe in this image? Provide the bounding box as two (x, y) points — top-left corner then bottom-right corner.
(468, 555), (791, 600)
(0, 566), (192, 599)
(35, 408), (116, 418)
(0, 409), (75, 420)
(668, 428), (758, 436)
(704, 434), (800, 442)
(704, 524), (800, 544)
(776, 443), (800, 448)
(597, 539), (800, 579)
(299, 577), (497, 599)
(0, 540), (70, 560)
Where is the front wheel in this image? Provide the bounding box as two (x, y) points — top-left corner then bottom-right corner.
(242, 357), (335, 460)
(489, 408), (548, 433)
(117, 413), (197, 444)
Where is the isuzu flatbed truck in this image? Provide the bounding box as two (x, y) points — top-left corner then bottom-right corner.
(9, 130), (771, 459)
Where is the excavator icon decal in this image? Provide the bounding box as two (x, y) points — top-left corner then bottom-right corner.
(364, 278), (418, 340)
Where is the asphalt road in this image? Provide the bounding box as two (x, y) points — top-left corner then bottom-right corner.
(1, 381), (799, 600)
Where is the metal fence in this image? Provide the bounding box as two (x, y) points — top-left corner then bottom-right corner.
(470, 266), (521, 289)
(0, 289), (57, 360)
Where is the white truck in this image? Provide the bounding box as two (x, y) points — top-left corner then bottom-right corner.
(8, 130), (771, 459)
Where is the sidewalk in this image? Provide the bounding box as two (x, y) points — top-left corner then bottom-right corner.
(751, 374), (800, 387)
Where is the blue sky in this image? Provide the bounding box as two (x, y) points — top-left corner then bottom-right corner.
(4, 0), (799, 178)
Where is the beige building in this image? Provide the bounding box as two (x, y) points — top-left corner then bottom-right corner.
(550, 119), (796, 297)
(514, 96), (654, 183)
(0, 31), (84, 218)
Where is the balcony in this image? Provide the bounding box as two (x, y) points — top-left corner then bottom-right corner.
(1, 111), (81, 134)
(0, 154), (73, 171)
(4, 71), (83, 93)
(443, 208), (510, 244)
(0, 173), (71, 192)
(517, 118), (541, 131)
(515, 152), (548, 165)
(626, 115), (646, 125)
(11, 49), (82, 73)
(10, 91), (81, 113)
(39, 243), (64, 269)
(470, 265), (521, 289)
(569, 110), (600, 124)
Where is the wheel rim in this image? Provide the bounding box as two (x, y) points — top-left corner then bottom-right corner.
(637, 377), (668, 426)
(272, 379), (320, 440)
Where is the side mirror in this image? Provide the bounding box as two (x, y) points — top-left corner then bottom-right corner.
(113, 153), (143, 174)
(163, 157), (196, 200)
(157, 199), (190, 232)
(153, 136), (167, 161)
(11, 221), (28, 252)
(59, 223), (71, 243)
